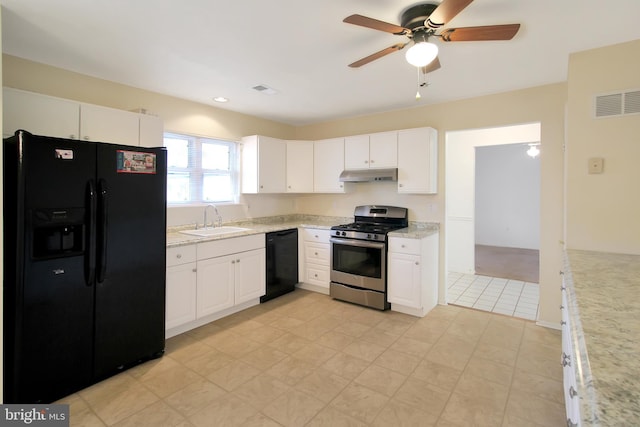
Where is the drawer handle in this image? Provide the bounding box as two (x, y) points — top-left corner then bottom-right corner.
(560, 305), (564, 310)
(315, 235), (319, 238)
(232, 260), (235, 264)
(176, 254), (182, 259)
(567, 419), (578, 427)
(237, 259), (240, 263)
(569, 386), (578, 398)
(415, 261), (419, 265)
(562, 352), (571, 367)
(315, 252), (319, 256)
(560, 270), (564, 275)
(560, 320), (567, 326)
(560, 286), (566, 291)
(314, 274), (318, 277)
(192, 268), (197, 273)
(401, 244), (406, 248)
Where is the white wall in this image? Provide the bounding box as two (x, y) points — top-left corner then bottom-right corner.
(475, 143), (540, 249)
(566, 39), (640, 254)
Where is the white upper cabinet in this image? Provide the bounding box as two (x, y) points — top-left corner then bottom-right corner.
(80, 103), (140, 145)
(3, 87), (80, 139)
(344, 134), (370, 169)
(314, 137), (345, 193)
(138, 113), (164, 148)
(369, 131), (398, 169)
(3, 87), (163, 147)
(344, 131), (397, 170)
(397, 127), (438, 194)
(286, 140), (314, 193)
(241, 135), (287, 193)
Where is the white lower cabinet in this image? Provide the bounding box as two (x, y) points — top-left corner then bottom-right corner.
(387, 232), (439, 317)
(166, 245), (197, 330)
(165, 234), (265, 338)
(298, 228), (331, 294)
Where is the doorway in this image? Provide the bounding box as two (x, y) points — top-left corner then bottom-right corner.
(444, 123), (541, 320)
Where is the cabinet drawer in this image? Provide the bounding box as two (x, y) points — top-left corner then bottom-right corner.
(305, 242), (330, 265)
(305, 264), (329, 286)
(388, 237), (420, 255)
(302, 228), (331, 243)
(167, 245), (197, 267)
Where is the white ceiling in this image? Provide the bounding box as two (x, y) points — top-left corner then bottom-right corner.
(2, 0), (640, 126)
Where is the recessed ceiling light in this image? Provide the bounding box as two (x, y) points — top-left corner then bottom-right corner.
(213, 96), (229, 103)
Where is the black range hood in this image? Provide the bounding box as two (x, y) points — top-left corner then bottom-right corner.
(339, 168), (398, 182)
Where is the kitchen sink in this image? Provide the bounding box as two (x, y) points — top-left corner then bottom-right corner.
(179, 226), (250, 237)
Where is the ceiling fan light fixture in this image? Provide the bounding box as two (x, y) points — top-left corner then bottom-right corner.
(405, 41), (438, 67)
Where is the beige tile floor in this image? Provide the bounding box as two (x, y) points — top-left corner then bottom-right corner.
(59, 289), (566, 426)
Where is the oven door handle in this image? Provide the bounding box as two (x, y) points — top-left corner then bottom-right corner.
(330, 237), (386, 249)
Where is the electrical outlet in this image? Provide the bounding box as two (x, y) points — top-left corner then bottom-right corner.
(588, 157), (604, 174)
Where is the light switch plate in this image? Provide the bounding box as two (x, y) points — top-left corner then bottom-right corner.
(588, 157), (604, 174)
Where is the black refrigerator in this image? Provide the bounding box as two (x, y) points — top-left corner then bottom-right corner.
(3, 130), (167, 403)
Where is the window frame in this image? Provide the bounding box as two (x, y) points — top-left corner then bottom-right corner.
(164, 132), (239, 205)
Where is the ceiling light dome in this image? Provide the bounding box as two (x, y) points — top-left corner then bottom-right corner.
(405, 31), (438, 67)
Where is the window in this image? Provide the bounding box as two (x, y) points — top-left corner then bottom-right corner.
(164, 132), (238, 204)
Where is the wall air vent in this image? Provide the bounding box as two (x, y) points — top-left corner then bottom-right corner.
(594, 89), (640, 118)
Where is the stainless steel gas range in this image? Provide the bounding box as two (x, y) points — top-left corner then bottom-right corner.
(330, 205), (408, 310)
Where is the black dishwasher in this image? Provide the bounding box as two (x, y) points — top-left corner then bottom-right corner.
(262, 228), (299, 303)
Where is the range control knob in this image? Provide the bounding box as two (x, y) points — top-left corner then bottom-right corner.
(341, 231), (346, 236)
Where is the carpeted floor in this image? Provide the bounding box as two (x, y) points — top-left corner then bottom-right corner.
(475, 245), (539, 284)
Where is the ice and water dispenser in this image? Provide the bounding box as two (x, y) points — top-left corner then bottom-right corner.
(31, 208), (85, 259)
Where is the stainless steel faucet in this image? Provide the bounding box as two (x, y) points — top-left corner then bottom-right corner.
(202, 204), (222, 228)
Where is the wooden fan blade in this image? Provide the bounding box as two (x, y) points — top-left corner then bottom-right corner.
(421, 57), (441, 74)
(348, 43), (407, 68)
(426, 0), (474, 29)
(440, 24), (521, 42)
(344, 14), (409, 35)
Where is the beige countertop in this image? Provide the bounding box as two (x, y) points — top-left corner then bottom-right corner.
(167, 215), (440, 247)
(564, 249), (640, 426)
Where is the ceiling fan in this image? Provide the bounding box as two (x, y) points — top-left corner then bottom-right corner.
(344, 0), (520, 74)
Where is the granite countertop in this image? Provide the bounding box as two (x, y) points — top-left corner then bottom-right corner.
(166, 214), (350, 247)
(564, 250), (640, 426)
(167, 215), (440, 247)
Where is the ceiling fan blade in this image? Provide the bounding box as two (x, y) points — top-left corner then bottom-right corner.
(343, 14), (409, 35)
(348, 43), (407, 68)
(439, 24), (520, 41)
(426, 0), (474, 29)
(421, 57), (441, 74)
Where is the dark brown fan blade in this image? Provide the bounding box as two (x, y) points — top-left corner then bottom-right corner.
(421, 57), (441, 74)
(343, 14), (409, 35)
(440, 24), (521, 42)
(426, 0), (474, 29)
(348, 43), (407, 68)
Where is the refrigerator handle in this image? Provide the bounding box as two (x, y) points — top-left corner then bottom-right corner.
(97, 179), (109, 283)
(86, 180), (97, 285)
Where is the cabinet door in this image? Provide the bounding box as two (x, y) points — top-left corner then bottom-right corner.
(139, 114), (164, 148)
(344, 134), (370, 170)
(369, 131), (398, 169)
(398, 127), (438, 194)
(196, 255), (235, 317)
(388, 252), (421, 308)
(313, 138), (345, 193)
(166, 262), (197, 330)
(286, 140), (314, 192)
(80, 103), (140, 145)
(3, 88), (80, 139)
(234, 248), (266, 304)
(258, 136), (287, 193)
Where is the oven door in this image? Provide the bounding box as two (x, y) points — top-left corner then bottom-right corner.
(330, 237), (385, 292)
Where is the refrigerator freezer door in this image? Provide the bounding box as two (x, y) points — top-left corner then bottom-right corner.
(93, 144), (167, 380)
(4, 132), (96, 403)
